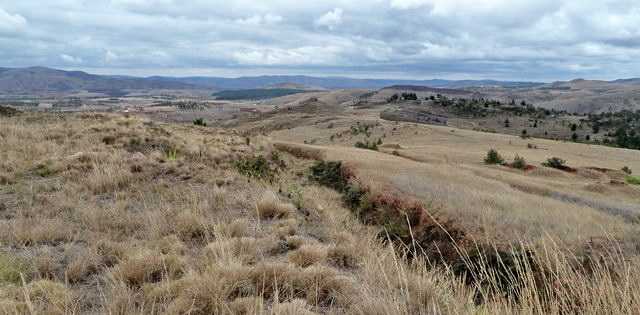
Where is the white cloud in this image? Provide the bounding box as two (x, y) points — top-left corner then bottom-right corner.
(0, 7), (26, 33)
(60, 54), (83, 64)
(105, 50), (119, 63)
(314, 8), (343, 30)
(1, 0), (640, 80)
(236, 14), (283, 25)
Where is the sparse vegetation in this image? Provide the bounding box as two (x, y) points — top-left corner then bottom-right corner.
(0, 105), (20, 117)
(541, 157), (575, 172)
(355, 140), (379, 151)
(193, 117), (207, 126)
(3, 107), (640, 314)
(511, 155), (527, 170)
(234, 155), (276, 181)
(626, 175), (640, 185)
(622, 166), (633, 174)
(484, 149), (505, 165)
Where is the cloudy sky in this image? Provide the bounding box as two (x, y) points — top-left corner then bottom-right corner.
(1, 0), (640, 81)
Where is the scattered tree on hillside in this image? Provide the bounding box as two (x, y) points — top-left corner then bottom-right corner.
(484, 149), (505, 165)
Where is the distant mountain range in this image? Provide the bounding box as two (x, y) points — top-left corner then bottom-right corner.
(150, 75), (544, 90)
(2, 67), (640, 113)
(0, 66), (546, 96)
(0, 67), (195, 95)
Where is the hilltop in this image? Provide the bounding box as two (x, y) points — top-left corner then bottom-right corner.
(1, 98), (640, 313)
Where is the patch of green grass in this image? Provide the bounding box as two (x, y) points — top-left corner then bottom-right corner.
(626, 176), (640, 185)
(34, 161), (58, 177)
(166, 148), (179, 161)
(0, 253), (30, 285)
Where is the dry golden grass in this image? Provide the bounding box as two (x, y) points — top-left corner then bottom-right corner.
(2, 111), (640, 314)
(273, 117), (640, 248)
(288, 245), (327, 267)
(255, 190), (296, 220)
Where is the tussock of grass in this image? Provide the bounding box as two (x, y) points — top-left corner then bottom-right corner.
(0, 253), (30, 285)
(112, 250), (185, 287)
(288, 245), (327, 267)
(255, 191), (295, 219)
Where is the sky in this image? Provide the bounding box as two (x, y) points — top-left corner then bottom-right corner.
(1, 0), (640, 81)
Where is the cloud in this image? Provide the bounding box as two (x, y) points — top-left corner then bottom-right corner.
(0, 1), (639, 81)
(314, 8), (343, 30)
(0, 7), (26, 33)
(236, 14), (283, 25)
(60, 54), (83, 64)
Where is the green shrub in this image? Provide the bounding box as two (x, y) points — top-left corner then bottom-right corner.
(308, 161), (366, 210)
(484, 149), (505, 165)
(512, 155), (527, 170)
(343, 182), (367, 210)
(542, 157), (567, 169)
(355, 141), (378, 151)
(309, 161), (350, 191)
(626, 176), (640, 185)
(193, 118), (207, 127)
(235, 156), (275, 181)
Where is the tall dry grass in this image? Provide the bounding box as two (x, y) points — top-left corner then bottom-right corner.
(1, 112), (640, 314)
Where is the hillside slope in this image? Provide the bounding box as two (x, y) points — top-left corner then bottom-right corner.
(0, 67), (196, 95)
(2, 112), (640, 313)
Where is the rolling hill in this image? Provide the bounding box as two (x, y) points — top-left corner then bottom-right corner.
(0, 67), (197, 95)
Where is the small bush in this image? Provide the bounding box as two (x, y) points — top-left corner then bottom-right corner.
(193, 118), (207, 127)
(0, 105), (20, 117)
(235, 156), (275, 181)
(354, 141), (378, 151)
(484, 149), (505, 165)
(542, 157), (567, 169)
(511, 155), (527, 170)
(309, 161), (351, 192)
(102, 135), (117, 145)
(627, 176), (640, 186)
(622, 166), (633, 175)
